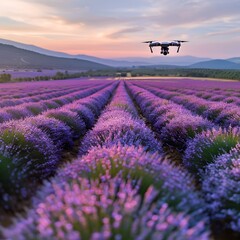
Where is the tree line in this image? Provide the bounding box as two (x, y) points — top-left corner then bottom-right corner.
(0, 68), (240, 83)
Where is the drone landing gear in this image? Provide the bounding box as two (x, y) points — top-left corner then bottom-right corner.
(161, 47), (169, 55)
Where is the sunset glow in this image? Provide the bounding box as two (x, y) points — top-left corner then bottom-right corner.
(0, 0), (240, 58)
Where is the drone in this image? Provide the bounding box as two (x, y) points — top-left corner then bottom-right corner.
(143, 40), (188, 55)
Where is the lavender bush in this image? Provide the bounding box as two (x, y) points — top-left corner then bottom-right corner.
(80, 83), (162, 155)
(44, 109), (86, 139)
(183, 127), (240, 174)
(126, 83), (212, 150)
(67, 103), (96, 128)
(201, 144), (240, 231)
(160, 114), (213, 150)
(0, 121), (58, 209)
(24, 116), (74, 149)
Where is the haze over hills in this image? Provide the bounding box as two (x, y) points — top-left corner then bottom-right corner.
(0, 38), (144, 67)
(0, 43), (110, 70)
(0, 38), (240, 70)
(113, 56), (212, 66)
(227, 57), (240, 64)
(189, 59), (240, 70)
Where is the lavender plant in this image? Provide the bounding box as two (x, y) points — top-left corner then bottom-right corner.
(44, 109), (86, 139)
(184, 127), (240, 174)
(0, 121), (58, 209)
(24, 116), (74, 149)
(160, 114), (213, 150)
(202, 144), (240, 231)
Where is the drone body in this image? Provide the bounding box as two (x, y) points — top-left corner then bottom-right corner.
(143, 40), (188, 55)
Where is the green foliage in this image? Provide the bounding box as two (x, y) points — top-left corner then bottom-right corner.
(185, 129), (240, 174)
(1, 67), (240, 83)
(0, 73), (11, 82)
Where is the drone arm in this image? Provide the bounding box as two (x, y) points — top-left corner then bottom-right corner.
(177, 45), (181, 53)
(150, 46), (153, 53)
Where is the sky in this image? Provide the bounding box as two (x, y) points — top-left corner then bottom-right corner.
(0, 0), (240, 58)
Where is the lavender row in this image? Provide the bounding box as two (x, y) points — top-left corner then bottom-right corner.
(0, 83), (117, 211)
(0, 85), (91, 108)
(135, 84), (240, 128)
(182, 127), (240, 233)
(0, 83), (110, 124)
(0, 85), (74, 101)
(173, 88), (240, 105)
(79, 82), (162, 155)
(135, 80), (240, 106)
(0, 79), (100, 99)
(152, 85), (240, 107)
(126, 83), (213, 150)
(145, 81), (240, 97)
(201, 144), (240, 232)
(138, 79), (240, 92)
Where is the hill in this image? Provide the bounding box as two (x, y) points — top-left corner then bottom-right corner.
(227, 57), (240, 64)
(0, 38), (140, 67)
(114, 56), (211, 66)
(189, 59), (240, 70)
(0, 43), (110, 70)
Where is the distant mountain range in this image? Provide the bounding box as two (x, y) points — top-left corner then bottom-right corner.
(0, 43), (109, 70)
(0, 38), (240, 70)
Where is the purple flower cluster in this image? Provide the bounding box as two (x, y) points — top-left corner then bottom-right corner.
(0, 121), (58, 209)
(79, 83), (162, 155)
(0, 86), (80, 108)
(3, 145), (209, 239)
(201, 144), (240, 231)
(183, 127), (240, 174)
(0, 83), (109, 124)
(167, 85), (240, 106)
(126, 83), (212, 149)
(137, 84), (240, 128)
(23, 116), (74, 149)
(44, 109), (86, 139)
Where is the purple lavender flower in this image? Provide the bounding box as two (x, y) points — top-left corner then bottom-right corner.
(183, 127), (240, 174)
(0, 121), (59, 209)
(24, 116), (73, 149)
(78, 82), (162, 155)
(67, 103), (96, 128)
(44, 109), (86, 139)
(215, 104), (240, 127)
(160, 114), (213, 150)
(5, 106), (32, 120)
(0, 110), (12, 123)
(202, 144), (240, 231)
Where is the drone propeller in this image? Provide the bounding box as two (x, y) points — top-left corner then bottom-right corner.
(173, 40), (188, 43)
(173, 40), (188, 53)
(143, 41), (154, 53)
(142, 41), (154, 43)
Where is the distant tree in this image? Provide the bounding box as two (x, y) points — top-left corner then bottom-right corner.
(0, 73), (11, 82)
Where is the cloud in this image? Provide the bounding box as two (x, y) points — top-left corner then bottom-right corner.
(107, 27), (144, 39)
(0, 0), (240, 57)
(0, 16), (41, 31)
(146, 0), (240, 27)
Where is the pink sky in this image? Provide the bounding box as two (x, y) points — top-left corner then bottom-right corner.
(1, 0), (240, 58)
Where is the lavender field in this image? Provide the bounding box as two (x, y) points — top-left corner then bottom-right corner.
(0, 77), (240, 240)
